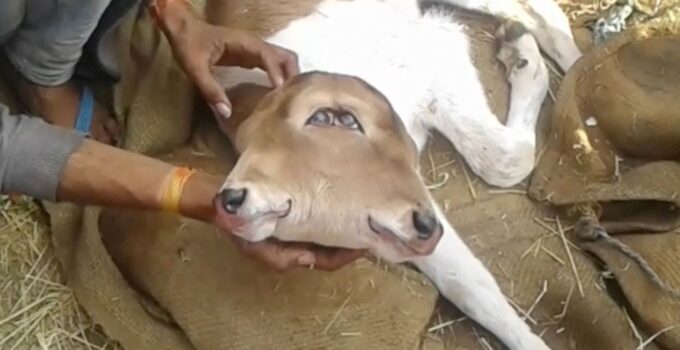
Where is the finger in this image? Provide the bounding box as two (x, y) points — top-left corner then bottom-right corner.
(226, 234), (293, 271)
(92, 123), (112, 145)
(218, 31), (295, 86)
(273, 46), (300, 79)
(282, 58), (300, 80)
(260, 47), (287, 88)
(312, 249), (366, 271)
(185, 60), (233, 120)
(103, 118), (121, 144)
(239, 238), (315, 272)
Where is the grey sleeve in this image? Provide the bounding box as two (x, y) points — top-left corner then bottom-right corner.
(0, 104), (85, 201)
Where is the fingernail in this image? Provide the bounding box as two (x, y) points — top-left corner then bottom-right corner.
(275, 77), (284, 87)
(297, 253), (315, 266)
(213, 102), (231, 119)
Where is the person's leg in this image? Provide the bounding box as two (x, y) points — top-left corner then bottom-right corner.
(2, 0), (119, 144)
(5, 0), (113, 86)
(0, 1), (25, 45)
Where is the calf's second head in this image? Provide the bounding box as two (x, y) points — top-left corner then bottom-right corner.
(215, 72), (442, 263)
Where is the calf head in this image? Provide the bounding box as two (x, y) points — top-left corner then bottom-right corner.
(215, 72), (442, 262)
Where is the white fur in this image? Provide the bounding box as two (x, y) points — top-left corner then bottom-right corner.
(214, 1), (582, 349)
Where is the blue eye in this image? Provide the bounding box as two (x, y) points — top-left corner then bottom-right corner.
(307, 109), (332, 126)
(336, 113), (359, 130)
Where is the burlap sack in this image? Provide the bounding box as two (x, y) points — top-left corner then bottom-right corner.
(529, 5), (680, 349)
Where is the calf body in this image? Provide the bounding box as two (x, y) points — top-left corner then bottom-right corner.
(210, 1), (583, 349)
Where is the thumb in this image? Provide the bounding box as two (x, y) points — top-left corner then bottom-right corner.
(273, 243), (316, 270)
(190, 64), (233, 120)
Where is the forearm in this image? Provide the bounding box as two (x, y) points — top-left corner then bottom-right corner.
(57, 139), (222, 222)
(0, 103), (221, 221)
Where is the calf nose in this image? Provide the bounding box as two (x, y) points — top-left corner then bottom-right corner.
(221, 188), (248, 214)
(412, 210), (439, 240)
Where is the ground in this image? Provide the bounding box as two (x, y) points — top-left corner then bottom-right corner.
(0, 196), (122, 349)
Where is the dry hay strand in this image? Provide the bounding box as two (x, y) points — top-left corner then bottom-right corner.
(0, 196), (121, 350)
(555, 0), (619, 23)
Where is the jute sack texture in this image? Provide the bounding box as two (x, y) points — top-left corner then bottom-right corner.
(529, 5), (680, 349)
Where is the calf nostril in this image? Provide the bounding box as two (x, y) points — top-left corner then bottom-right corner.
(412, 210), (438, 240)
(221, 188), (248, 214)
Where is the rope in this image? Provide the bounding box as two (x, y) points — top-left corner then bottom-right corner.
(574, 216), (680, 300)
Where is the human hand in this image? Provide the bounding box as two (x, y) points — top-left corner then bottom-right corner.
(156, 1), (299, 120)
(229, 235), (366, 272)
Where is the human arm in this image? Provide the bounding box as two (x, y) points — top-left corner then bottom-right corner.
(55, 138), (222, 222)
(0, 103), (219, 220)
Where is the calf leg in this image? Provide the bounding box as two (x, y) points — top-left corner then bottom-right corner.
(412, 205), (550, 350)
(431, 0), (582, 70)
(426, 20), (548, 187)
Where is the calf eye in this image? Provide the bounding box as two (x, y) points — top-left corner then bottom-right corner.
(307, 109), (333, 126)
(336, 113), (363, 132)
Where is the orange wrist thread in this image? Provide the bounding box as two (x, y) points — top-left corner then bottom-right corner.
(159, 166), (196, 213)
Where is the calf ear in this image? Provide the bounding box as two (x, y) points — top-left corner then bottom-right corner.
(227, 84), (273, 124)
(217, 83), (273, 143)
